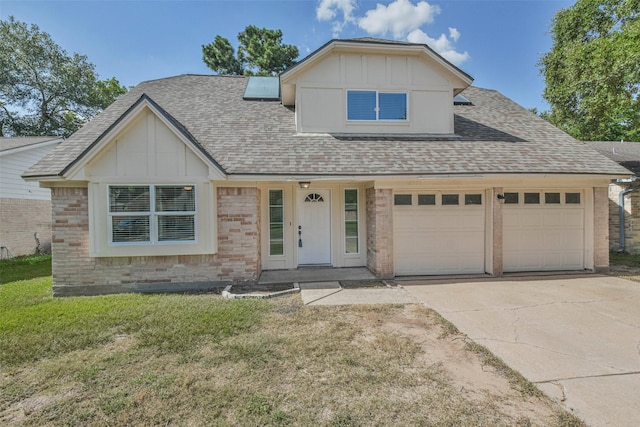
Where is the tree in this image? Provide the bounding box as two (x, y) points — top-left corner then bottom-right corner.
(539, 0), (640, 141)
(0, 17), (127, 137)
(202, 25), (299, 76)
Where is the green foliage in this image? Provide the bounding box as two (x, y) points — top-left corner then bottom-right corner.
(202, 25), (299, 76)
(539, 0), (640, 141)
(0, 17), (127, 137)
(202, 35), (243, 75)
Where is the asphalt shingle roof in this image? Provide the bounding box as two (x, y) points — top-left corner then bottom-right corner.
(585, 141), (640, 176)
(25, 74), (630, 178)
(0, 136), (61, 153)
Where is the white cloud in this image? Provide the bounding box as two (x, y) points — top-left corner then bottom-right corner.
(407, 28), (470, 65)
(316, 0), (356, 37)
(315, 0), (470, 66)
(358, 0), (440, 38)
(448, 27), (460, 43)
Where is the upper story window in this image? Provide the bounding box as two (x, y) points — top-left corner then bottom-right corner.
(347, 90), (408, 121)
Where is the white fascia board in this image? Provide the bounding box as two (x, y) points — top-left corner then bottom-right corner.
(227, 172), (628, 184)
(22, 175), (66, 183)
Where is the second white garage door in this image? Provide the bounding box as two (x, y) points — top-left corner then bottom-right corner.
(503, 191), (585, 272)
(393, 192), (486, 275)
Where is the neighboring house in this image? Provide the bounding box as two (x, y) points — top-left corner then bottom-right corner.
(1, 136), (63, 257)
(23, 38), (629, 296)
(585, 141), (640, 254)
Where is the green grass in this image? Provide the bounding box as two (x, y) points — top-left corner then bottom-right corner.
(609, 251), (640, 268)
(0, 255), (52, 284)
(0, 278), (270, 366)
(0, 257), (584, 426)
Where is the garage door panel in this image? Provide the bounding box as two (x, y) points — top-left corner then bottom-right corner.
(543, 231), (563, 249)
(516, 212), (544, 227)
(503, 200), (584, 272)
(542, 211), (563, 226)
(395, 254), (484, 275)
(505, 231), (542, 251)
(563, 232), (584, 249)
(563, 210), (584, 226)
(394, 197), (485, 276)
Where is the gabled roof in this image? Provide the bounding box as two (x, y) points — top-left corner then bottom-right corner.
(25, 74), (629, 180)
(0, 136), (62, 155)
(60, 93), (225, 179)
(280, 38), (474, 106)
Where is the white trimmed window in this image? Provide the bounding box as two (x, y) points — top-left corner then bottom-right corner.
(108, 185), (196, 244)
(347, 90), (408, 121)
(268, 189), (284, 256)
(344, 189), (359, 254)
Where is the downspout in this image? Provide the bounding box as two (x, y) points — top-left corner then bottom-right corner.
(618, 185), (640, 252)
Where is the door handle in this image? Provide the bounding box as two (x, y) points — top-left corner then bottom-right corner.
(298, 225), (302, 247)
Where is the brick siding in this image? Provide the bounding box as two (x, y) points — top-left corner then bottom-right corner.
(0, 197), (52, 257)
(365, 188), (393, 278)
(608, 183), (640, 254)
(51, 186), (261, 296)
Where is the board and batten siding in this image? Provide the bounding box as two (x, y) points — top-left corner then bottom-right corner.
(83, 107), (217, 258)
(293, 53), (455, 134)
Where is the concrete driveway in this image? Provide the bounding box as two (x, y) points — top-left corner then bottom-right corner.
(402, 275), (640, 427)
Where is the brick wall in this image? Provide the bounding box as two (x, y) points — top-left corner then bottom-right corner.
(365, 188), (393, 278)
(626, 191), (640, 254)
(594, 187), (610, 271)
(608, 183), (640, 254)
(0, 197), (52, 257)
(51, 186), (261, 296)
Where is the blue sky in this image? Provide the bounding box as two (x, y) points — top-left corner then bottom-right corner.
(1, 0), (574, 111)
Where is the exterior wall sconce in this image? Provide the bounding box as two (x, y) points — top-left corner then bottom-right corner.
(497, 194), (505, 203)
(299, 181), (311, 189)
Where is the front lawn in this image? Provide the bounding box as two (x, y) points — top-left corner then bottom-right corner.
(0, 257), (584, 426)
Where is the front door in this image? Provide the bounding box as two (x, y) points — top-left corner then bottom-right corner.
(297, 189), (331, 265)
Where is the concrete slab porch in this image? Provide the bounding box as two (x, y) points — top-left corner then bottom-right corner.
(258, 267), (376, 284)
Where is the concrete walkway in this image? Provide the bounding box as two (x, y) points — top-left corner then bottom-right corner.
(402, 275), (640, 427)
(299, 281), (418, 305)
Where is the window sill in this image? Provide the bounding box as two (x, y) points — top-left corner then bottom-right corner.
(91, 242), (216, 258)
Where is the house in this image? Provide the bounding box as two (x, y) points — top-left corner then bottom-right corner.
(1, 136), (62, 258)
(23, 38), (630, 296)
(585, 141), (640, 254)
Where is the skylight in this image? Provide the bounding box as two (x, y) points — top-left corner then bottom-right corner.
(243, 76), (280, 101)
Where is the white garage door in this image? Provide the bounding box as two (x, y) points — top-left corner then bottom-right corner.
(393, 192), (485, 275)
(503, 191), (584, 272)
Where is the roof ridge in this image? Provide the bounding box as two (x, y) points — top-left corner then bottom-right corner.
(137, 73), (247, 86)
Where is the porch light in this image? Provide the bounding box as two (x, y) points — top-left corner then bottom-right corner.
(299, 181), (311, 189)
